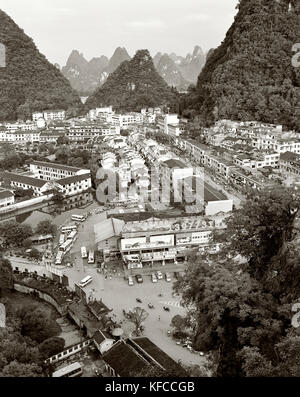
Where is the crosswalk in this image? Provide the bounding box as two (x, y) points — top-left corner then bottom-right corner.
(159, 300), (183, 308)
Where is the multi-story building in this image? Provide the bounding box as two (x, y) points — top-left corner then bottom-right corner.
(1, 161), (91, 197)
(66, 124), (120, 142)
(111, 113), (144, 128)
(33, 110), (66, 122)
(95, 215), (224, 269)
(0, 189), (15, 208)
(280, 152), (300, 177)
(119, 216), (217, 269)
(30, 161), (90, 181)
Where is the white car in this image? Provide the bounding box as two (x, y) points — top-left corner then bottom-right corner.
(165, 273), (172, 282)
(128, 276), (134, 286)
(156, 271), (163, 280)
(151, 273), (158, 283)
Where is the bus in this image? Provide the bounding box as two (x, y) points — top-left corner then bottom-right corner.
(61, 225), (77, 234)
(88, 250), (95, 264)
(79, 275), (93, 288)
(81, 246), (88, 259)
(59, 234), (65, 245)
(55, 251), (64, 265)
(66, 230), (77, 242)
(71, 215), (86, 223)
(59, 240), (73, 253)
(52, 362), (82, 378)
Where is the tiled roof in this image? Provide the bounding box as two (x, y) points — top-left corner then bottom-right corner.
(280, 151), (300, 162)
(56, 173), (91, 186)
(0, 189), (14, 200)
(31, 160), (82, 172)
(131, 337), (188, 376)
(103, 340), (149, 376)
(0, 172), (47, 188)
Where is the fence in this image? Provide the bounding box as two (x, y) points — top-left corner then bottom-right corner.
(45, 339), (92, 365)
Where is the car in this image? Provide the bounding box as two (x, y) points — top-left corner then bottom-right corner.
(156, 271), (163, 280)
(163, 306), (170, 312)
(151, 273), (158, 283)
(174, 272), (179, 280)
(135, 274), (143, 284)
(148, 303), (154, 309)
(165, 273), (172, 282)
(128, 276), (134, 286)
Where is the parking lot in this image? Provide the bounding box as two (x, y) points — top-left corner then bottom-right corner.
(64, 264), (206, 368)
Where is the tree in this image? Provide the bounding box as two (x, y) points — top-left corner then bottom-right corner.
(28, 248), (42, 260)
(127, 307), (149, 335)
(0, 221), (33, 247)
(0, 361), (43, 377)
(35, 220), (57, 236)
(17, 304), (61, 343)
(0, 258), (13, 297)
(38, 337), (65, 359)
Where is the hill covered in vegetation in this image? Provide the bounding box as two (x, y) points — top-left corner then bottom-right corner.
(0, 9), (82, 122)
(185, 0), (300, 131)
(85, 49), (179, 112)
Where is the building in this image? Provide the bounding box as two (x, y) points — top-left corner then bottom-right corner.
(33, 110), (66, 122)
(93, 330), (115, 355)
(30, 161), (90, 181)
(0, 189), (15, 208)
(280, 152), (300, 177)
(2, 161), (91, 198)
(157, 114), (179, 135)
(103, 337), (188, 377)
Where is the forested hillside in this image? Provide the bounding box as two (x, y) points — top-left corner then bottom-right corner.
(85, 50), (179, 112)
(186, 0), (300, 131)
(0, 9), (82, 122)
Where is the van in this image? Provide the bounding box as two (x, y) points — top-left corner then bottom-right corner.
(79, 275), (92, 288)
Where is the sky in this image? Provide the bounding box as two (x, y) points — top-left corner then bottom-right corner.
(1, 0), (238, 66)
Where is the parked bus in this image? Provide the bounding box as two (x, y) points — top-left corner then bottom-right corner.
(59, 240), (73, 253)
(59, 234), (65, 245)
(88, 250), (95, 264)
(55, 251), (64, 265)
(79, 275), (93, 288)
(61, 225), (77, 234)
(52, 362), (82, 378)
(71, 215), (86, 223)
(66, 230), (77, 242)
(81, 246), (88, 259)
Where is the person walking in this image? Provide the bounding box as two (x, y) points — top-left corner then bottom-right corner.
(158, 316), (160, 321)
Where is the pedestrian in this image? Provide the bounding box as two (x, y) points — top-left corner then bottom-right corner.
(158, 316), (160, 321)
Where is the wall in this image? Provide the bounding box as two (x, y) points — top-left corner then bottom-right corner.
(0, 194), (52, 215)
(45, 340), (92, 364)
(13, 282), (66, 315)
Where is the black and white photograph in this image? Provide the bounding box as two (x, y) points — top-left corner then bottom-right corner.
(0, 0), (299, 385)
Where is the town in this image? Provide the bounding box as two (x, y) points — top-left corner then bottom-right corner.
(0, 101), (299, 378)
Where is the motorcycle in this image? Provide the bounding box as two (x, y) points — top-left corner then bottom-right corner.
(163, 306), (170, 312)
(136, 298), (142, 303)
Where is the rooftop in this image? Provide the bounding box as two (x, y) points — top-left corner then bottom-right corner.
(0, 172), (47, 188)
(0, 189), (14, 200)
(31, 160), (83, 173)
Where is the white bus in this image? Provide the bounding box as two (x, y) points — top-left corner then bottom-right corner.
(79, 275), (93, 288)
(88, 250), (95, 264)
(61, 225), (77, 234)
(81, 246), (88, 259)
(52, 362), (82, 378)
(55, 251), (64, 265)
(59, 234), (65, 245)
(66, 230), (77, 242)
(71, 215), (86, 223)
(59, 240), (73, 253)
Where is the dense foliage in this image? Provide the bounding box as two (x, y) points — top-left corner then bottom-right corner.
(175, 188), (300, 376)
(85, 50), (179, 112)
(0, 9), (82, 122)
(185, 0), (300, 131)
(0, 287), (64, 376)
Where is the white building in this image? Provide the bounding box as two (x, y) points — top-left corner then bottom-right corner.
(0, 189), (15, 208)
